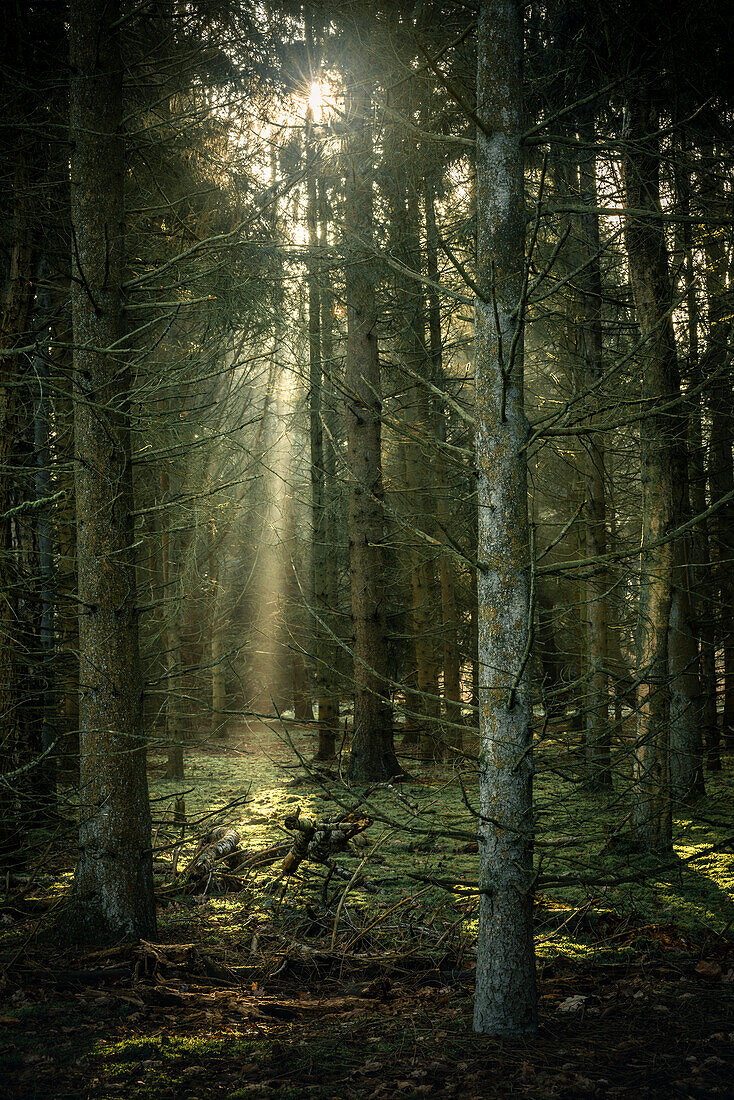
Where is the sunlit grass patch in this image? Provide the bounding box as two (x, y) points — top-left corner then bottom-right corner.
(143, 725), (734, 959)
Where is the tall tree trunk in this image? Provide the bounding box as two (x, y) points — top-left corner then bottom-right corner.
(623, 87), (675, 853)
(65, 0), (156, 942)
(701, 149), (734, 751)
(166, 602), (185, 781)
(469, 559), (479, 722)
(0, 92), (35, 868)
(163, 487), (184, 780)
(394, 211), (440, 758)
(56, 367), (80, 778)
(208, 519), (228, 739)
(473, 0), (538, 1038)
(307, 107), (334, 758)
(577, 107), (612, 790)
(32, 261), (57, 814)
(677, 147), (719, 771)
(344, 73), (400, 783)
(425, 175), (462, 748)
(317, 178), (341, 756)
(549, 138), (587, 743)
(664, 148), (705, 801)
(210, 611), (228, 736)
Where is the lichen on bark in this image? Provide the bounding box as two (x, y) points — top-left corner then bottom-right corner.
(473, 0), (538, 1039)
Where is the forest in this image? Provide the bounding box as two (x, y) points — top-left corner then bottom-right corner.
(1, 0), (733, 1096)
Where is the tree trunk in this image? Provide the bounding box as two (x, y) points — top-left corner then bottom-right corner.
(56, 371), (80, 778)
(166, 603), (185, 781)
(536, 591), (565, 718)
(473, 0), (538, 1038)
(307, 107), (335, 758)
(426, 174), (462, 749)
(27, 261), (57, 818)
(677, 149), (719, 771)
(665, 154), (705, 802)
(469, 561), (479, 722)
(623, 87), (675, 853)
(162, 496), (184, 780)
(0, 96), (36, 869)
(394, 191), (440, 759)
(208, 520), (228, 739)
(343, 72), (400, 783)
(65, 0), (156, 942)
(317, 178), (341, 757)
(701, 150), (734, 751)
(577, 107), (612, 790)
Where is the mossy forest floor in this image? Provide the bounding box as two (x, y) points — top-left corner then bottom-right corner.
(1, 718), (733, 1098)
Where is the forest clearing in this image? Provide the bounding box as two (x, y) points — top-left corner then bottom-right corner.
(2, 0), (734, 1095)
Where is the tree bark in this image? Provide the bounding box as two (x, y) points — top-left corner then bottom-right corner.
(389, 154), (440, 760)
(65, 0), (156, 942)
(677, 148), (719, 771)
(343, 72), (400, 783)
(207, 518), (228, 739)
(32, 262), (57, 810)
(0, 93), (36, 868)
(317, 178), (341, 757)
(622, 88), (675, 853)
(701, 149), (734, 751)
(55, 358), (80, 778)
(473, 0), (538, 1038)
(163, 495), (184, 780)
(425, 178), (462, 746)
(307, 106), (335, 758)
(577, 107), (612, 790)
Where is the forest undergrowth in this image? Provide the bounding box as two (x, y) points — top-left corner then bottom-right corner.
(1, 722), (733, 1099)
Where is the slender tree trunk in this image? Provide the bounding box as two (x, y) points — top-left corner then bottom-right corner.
(208, 520), (228, 739)
(473, 0), (538, 1038)
(344, 74), (400, 782)
(536, 591), (565, 717)
(0, 102), (35, 868)
(307, 109), (335, 758)
(548, 138), (587, 740)
(623, 88), (675, 853)
(55, 364), (80, 777)
(701, 151), (734, 751)
(211, 612), (228, 736)
(283, 466), (315, 724)
(65, 0), (156, 942)
(577, 108), (612, 789)
(676, 148), (719, 771)
(469, 560), (479, 721)
(425, 175), (462, 747)
(384, 83), (440, 759)
(32, 261), (57, 814)
(166, 602), (185, 781)
(664, 152), (706, 801)
(606, 459), (631, 728)
(668, 555), (705, 801)
(162, 490), (184, 779)
(318, 178), (341, 753)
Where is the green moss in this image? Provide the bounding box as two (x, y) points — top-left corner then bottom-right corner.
(25, 724), (732, 963)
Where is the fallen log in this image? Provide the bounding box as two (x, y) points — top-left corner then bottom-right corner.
(233, 842), (291, 871)
(187, 826), (241, 880)
(279, 809), (372, 877)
